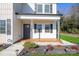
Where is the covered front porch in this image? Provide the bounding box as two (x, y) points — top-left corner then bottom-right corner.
(13, 14), (61, 43)
(22, 19), (59, 39)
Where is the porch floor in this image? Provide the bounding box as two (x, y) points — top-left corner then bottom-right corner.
(21, 38), (62, 43)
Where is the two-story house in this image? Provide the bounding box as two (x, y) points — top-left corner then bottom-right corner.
(0, 3), (61, 44)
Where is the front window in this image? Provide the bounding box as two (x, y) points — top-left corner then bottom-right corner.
(45, 24), (53, 33)
(0, 20), (6, 34)
(34, 24), (42, 33)
(45, 24), (50, 32)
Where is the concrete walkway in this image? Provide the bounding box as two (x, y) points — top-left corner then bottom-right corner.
(35, 39), (76, 46)
(60, 39), (77, 46)
(0, 42), (24, 56)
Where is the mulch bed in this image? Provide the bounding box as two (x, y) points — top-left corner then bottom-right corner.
(18, 45), (79, 56)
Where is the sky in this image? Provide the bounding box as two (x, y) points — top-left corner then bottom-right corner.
(57, 3), (74, 15)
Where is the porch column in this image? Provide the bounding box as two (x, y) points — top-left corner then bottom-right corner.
(30, 20), (33, 39)
(58, 20), (60, 39)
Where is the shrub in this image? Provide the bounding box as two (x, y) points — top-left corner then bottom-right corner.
(67, 29), (72, 33)
(47, 45), (53, 50)
(23, 42), (38, 48)
(71, 30), (76, 34)
(72, 28), (79, 34)
(71, 45), (79, 50)
(66, 28), (79, 34)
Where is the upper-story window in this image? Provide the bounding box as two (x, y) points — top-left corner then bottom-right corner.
(35, 4), (52, 14)
(35, 4), (43, 13)
(45, 4), (52, 14)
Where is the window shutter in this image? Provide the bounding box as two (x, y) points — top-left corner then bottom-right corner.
(50, 24), (53, 33)
(34, 24), (36, 29)
(50, 4), (52, 13)
(34, 24), (37, 33)
(7, 19), (11, 35)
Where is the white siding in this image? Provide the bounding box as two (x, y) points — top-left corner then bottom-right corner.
(0, 3), (13, 44)
(0, 3), (13, 19)
(0, 34), (6, 44)
(52, 4), (57, 14)
(13, 19), (23, 43)
(12, 4), (22, 42)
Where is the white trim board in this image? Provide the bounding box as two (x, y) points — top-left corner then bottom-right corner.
(16, 15), (60, 20)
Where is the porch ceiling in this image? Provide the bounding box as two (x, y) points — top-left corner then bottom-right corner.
(16, 13), (61, 20)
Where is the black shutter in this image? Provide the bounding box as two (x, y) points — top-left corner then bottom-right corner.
(34, 24), (37, 33)
(50, 24), (53, 33)
(50, 4), (52, 13)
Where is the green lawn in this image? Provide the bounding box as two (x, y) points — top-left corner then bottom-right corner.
(32, 53), (79, 56)
(60, 34), (79, 44)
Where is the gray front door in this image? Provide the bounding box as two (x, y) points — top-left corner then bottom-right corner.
(23, 24), (30, 39)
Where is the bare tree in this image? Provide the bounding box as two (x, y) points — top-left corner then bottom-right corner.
(70, 4), (79, 28)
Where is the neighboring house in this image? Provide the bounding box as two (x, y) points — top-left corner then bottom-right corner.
(0, 3), (61, 44)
